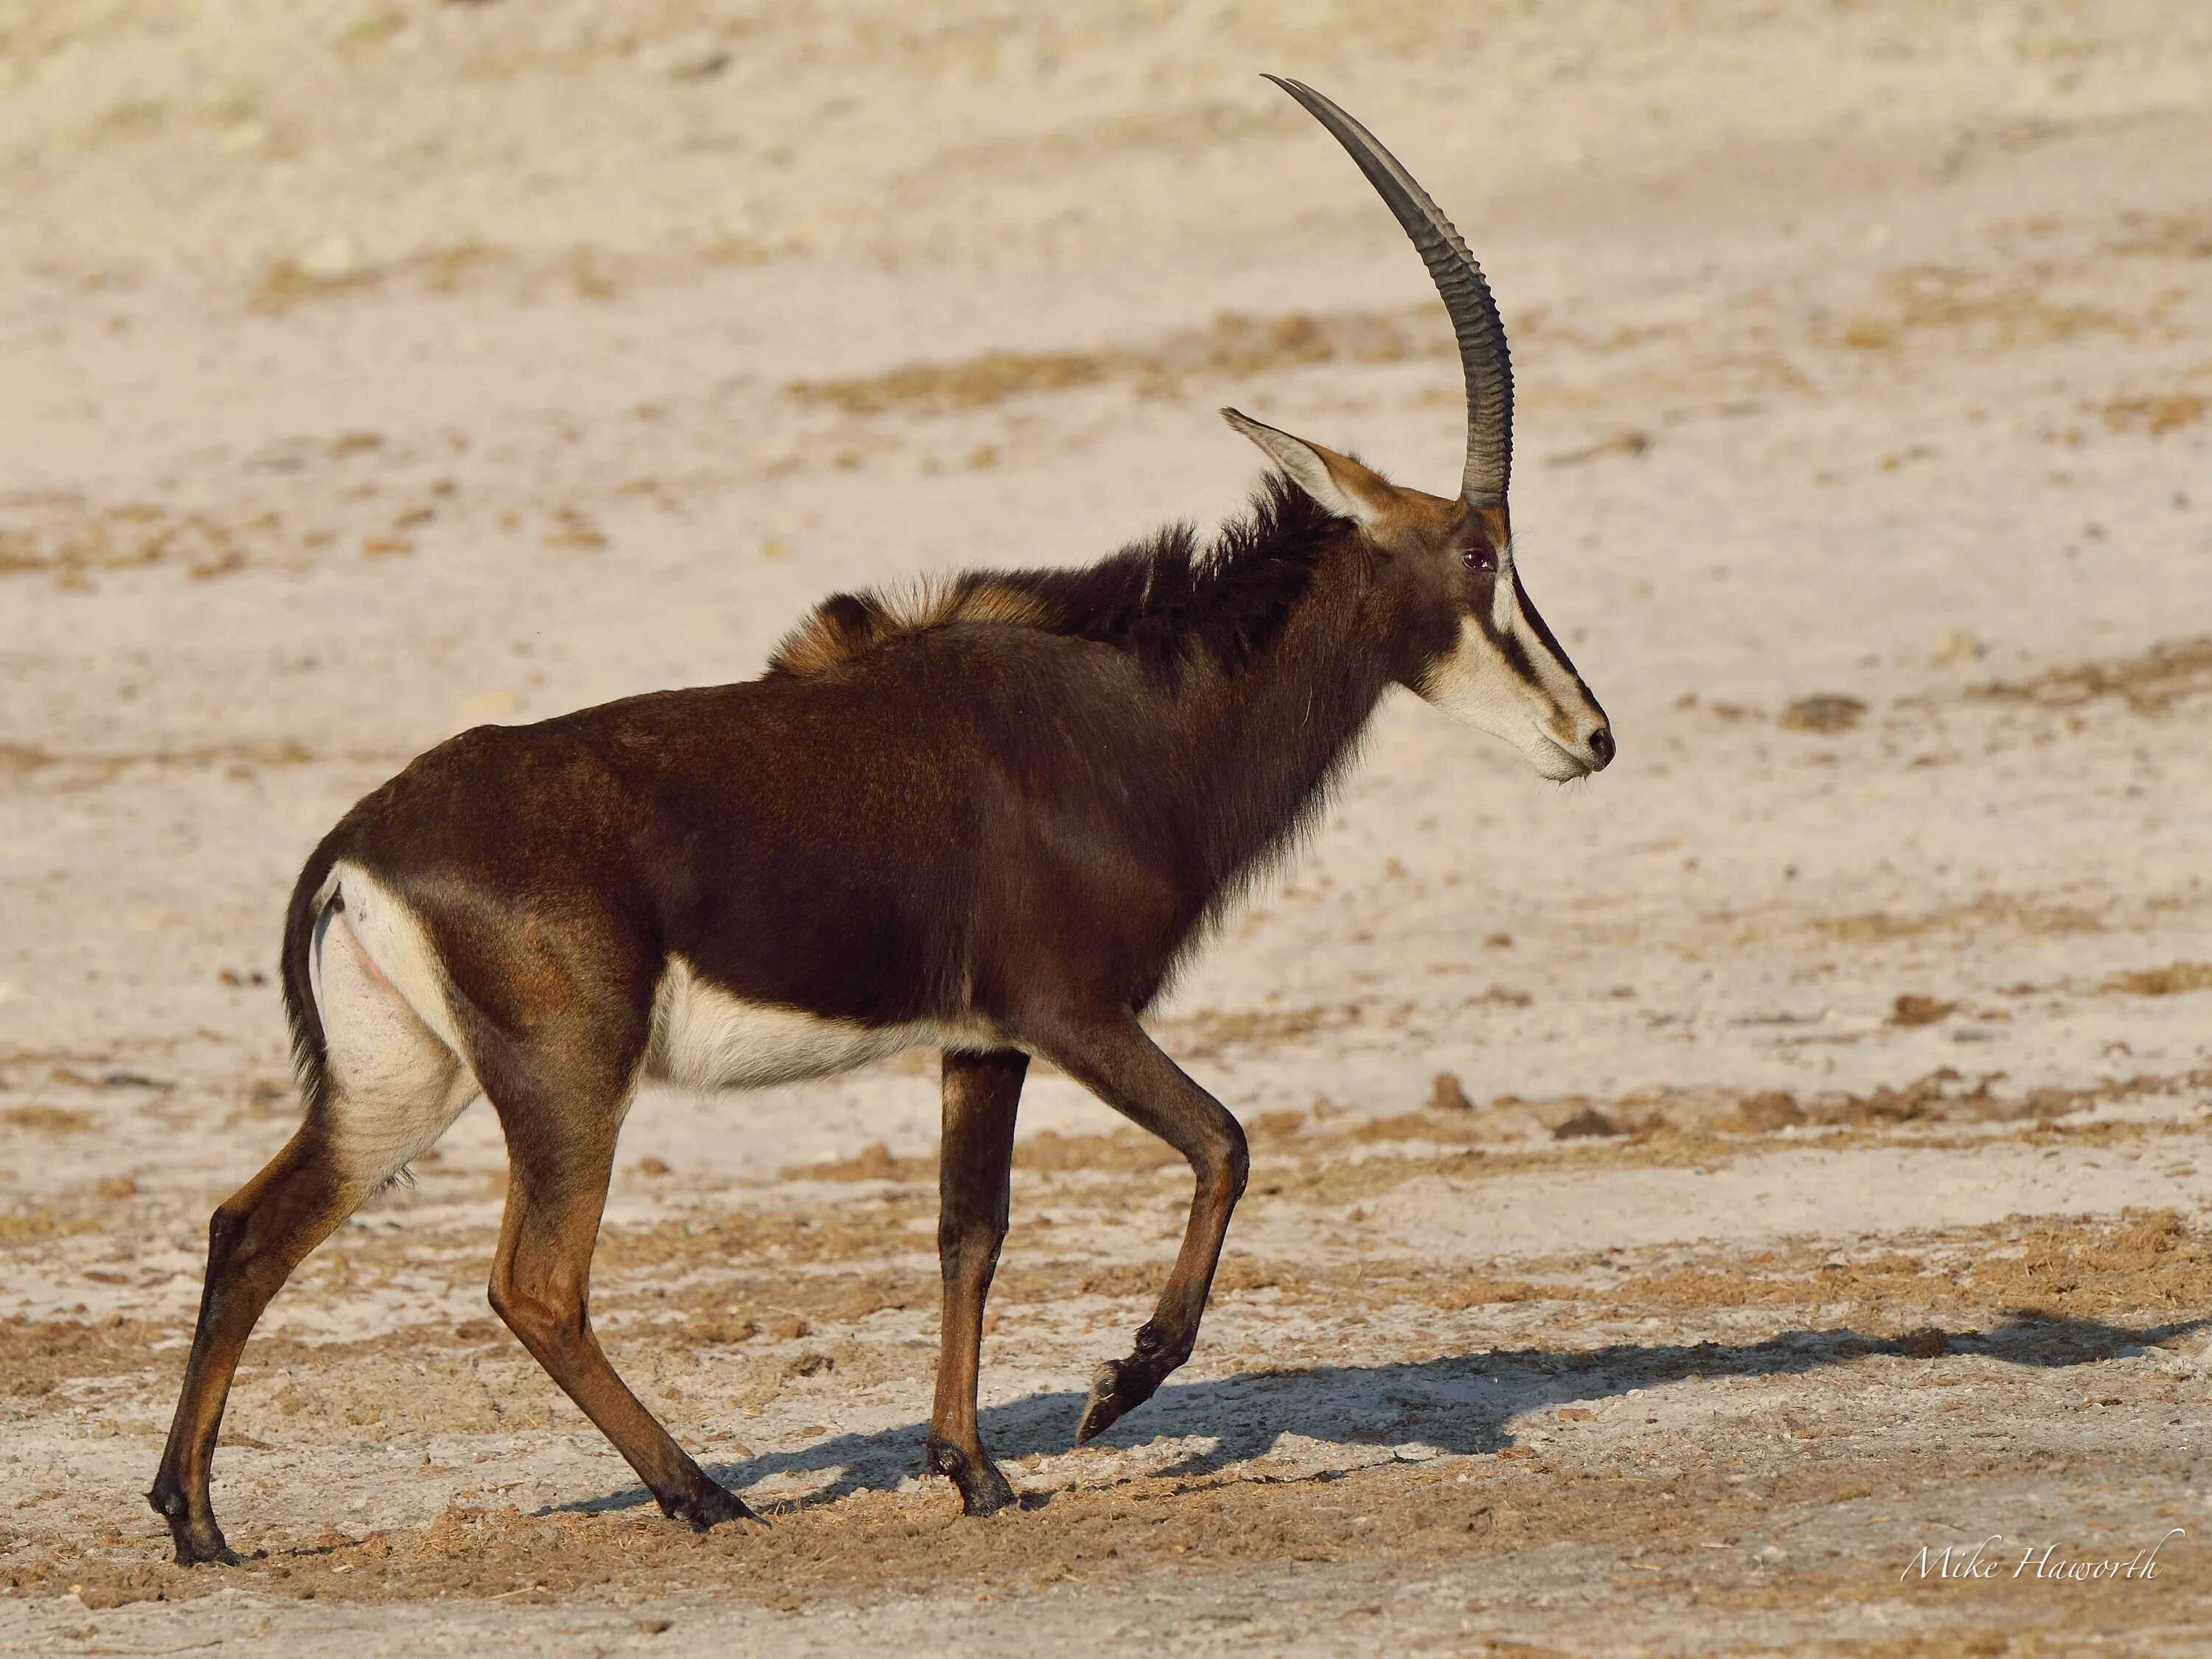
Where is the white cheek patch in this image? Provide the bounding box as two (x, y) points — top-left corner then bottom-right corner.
(1418, 578), (1598, 783)
(1421, 614), (1528, 737)
(647, 957), (1004, 1091)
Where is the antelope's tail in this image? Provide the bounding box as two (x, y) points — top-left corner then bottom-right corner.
(279, 838), (345, 1114)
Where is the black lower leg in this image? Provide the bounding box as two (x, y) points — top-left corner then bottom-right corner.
(150, 1136), (349, 1565)
(928, 1047), (1025, 1515)
(1077, 1318), (1190, 1445)
(149, 1209), (248, 1563)
(925, 1430), (1018, 1517)
(653, 1477), (759, 1530)
(1030, 1012), (1248, 1448)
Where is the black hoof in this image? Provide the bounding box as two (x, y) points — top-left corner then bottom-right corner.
(1074, 1354), (1163, 1444)
(168, 1525), (243, 1568)
(658, 1481), (761, 1531)
(925, 1433), (1018, 1517)
(152, 1486), (241, 1567)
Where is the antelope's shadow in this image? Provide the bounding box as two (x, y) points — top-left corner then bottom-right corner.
(550, 1311), (2203, 1518)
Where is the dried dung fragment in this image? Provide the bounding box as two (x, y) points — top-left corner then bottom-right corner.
(1888, 994), (1956, 1027)
(1, 1106), (91, 1135)
(1780, 693), (1868, 732)
(696, 1312), (757, 1345)
(2104, 392), (2205, 436)
(1733, 1091), (1804, 1132)
(1427, 1073), (1474, 1113)
(1552, 1107), (1621, 1140)
(2104, 961), (2212, 997)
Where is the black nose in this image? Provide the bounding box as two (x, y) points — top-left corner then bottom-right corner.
(1587, 727), (1615, 769)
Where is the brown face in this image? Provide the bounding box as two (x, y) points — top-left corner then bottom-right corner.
(1221, 409), (1613, 781)
(1363, 492), (1615, 782)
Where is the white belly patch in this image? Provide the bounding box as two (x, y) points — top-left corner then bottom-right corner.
(647, 957), (998, 1091)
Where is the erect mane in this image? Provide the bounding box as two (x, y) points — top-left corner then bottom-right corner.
(765, 473), (1343, 683)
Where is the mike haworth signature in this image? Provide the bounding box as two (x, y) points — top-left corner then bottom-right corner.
(1901, 1529), (2186, 1585)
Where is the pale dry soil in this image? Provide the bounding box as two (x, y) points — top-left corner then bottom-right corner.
(5, 2), (2212, 1655)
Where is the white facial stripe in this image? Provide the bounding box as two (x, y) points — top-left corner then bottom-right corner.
(1419, 571), (1604, 782)
(1504, 568), (1599, 714)
(1491, 560), (1520, 636)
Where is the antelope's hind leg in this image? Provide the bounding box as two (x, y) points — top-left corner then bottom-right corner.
(926, 1047), (1026, 1516)
(149, 1129), (370, 1565)
(150, 906), (472, 1565)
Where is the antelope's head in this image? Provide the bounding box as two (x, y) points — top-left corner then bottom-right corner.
(1225, 77), (1613, 784)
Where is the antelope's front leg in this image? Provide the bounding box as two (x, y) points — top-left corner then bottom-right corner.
(1029, 1012), (1249, 1444)
(926, 1047), (1026, 1515)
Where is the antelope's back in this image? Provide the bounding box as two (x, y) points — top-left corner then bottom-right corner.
(316, 622), (1179, 1024)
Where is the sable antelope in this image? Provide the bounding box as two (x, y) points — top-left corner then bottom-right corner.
(150, 77), (1612, 1564)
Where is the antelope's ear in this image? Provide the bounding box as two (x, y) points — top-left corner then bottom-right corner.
(1221, 408), (1391, 527)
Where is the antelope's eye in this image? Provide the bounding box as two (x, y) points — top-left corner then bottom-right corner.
(1461, 545), (1496, 573)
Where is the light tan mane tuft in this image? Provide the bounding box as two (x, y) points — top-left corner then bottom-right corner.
(768, 578), (1051, 678)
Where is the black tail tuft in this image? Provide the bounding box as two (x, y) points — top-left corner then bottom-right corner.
(279, 838), (343, 1116)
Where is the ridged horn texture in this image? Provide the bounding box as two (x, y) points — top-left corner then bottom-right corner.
(1265, 74), (1513, 508)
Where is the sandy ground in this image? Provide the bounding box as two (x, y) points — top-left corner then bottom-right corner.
(4, 1), (2212, 1652)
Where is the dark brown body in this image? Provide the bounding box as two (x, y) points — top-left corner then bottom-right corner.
(150, 467), (1608, 1560)
(328, 507), (1392, 1048)
(150, 77), (1620, 1561)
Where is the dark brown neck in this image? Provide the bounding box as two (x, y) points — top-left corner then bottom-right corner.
(1169, 535), (1397, 904)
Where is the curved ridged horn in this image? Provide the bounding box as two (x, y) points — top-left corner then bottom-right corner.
(1265, 75), (1513, 509)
